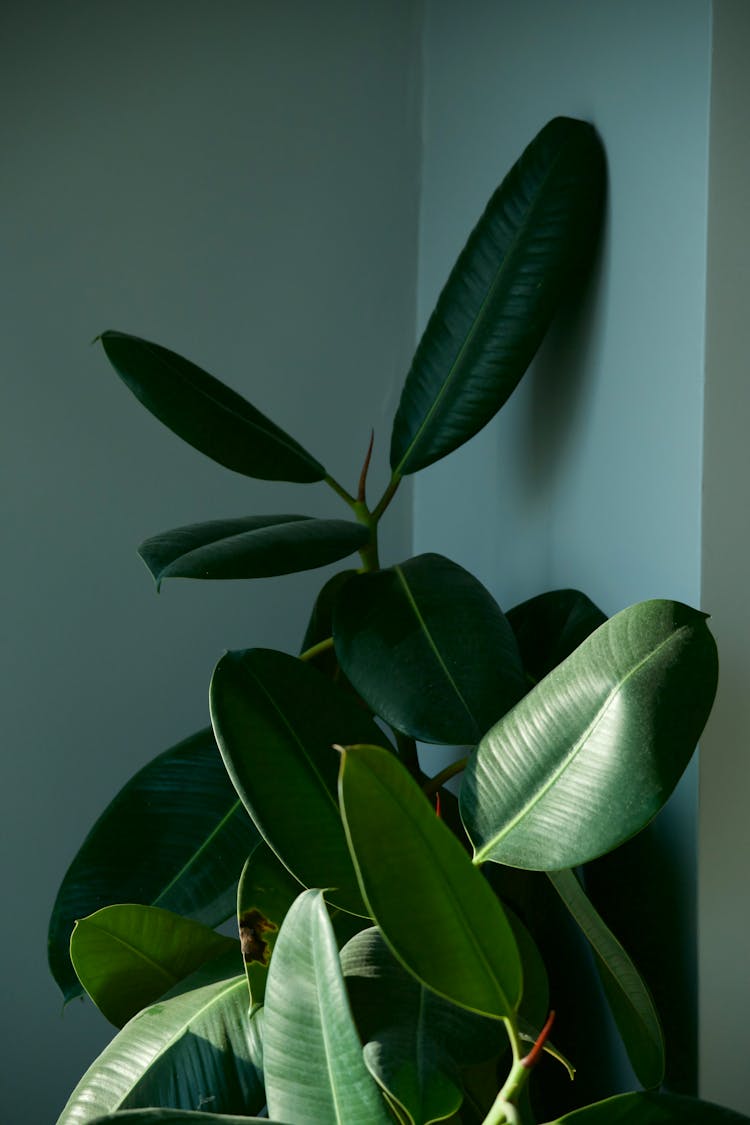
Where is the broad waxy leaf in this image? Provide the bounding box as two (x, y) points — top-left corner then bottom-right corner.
(49, 728), (258, 1003)
(461, 600), (718, 869)
(541, 1091), (750, 1124)
(341, 927), (505, 1125)
(390, 117), (606, 477)
(210, 648), (393, 915)
(100, 330), (325, 482)
(70, 904), (238, 1028)
(84, 1113), (282, 1125)
(339, 743), (521, 1020)
(237, 841), (304, 1005)
(58, 952), (264, 1124)
(548, 868), (664, 1089)
(263, 890), (391, 1125)
(507, 588), (607, 683)
(139, 515), (369, 589)
(333, 553), (526, 745)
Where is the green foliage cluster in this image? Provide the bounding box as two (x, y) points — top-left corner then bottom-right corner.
(49, 118), (741, 1125)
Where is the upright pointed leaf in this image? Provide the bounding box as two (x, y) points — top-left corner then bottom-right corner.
(100, 331), (325, 481)
(540, 1091), (750, 1124)
(461, 600), (718, 869)
(49, 728), (259, 1003)
(507, 589), (607, 682)
(237, 842), (303, 1006)
(333, 554), (526, 744)
(548, 868), (664, 1089)
(339, 744), (521, 1020)
(210, 648), (393, 915)
(139, 515), (369, 589)
(341, 927), (504, 1125)
(58, 954), (264, 1124)
(390, 117), (605, 476)
(70, 904), (238, 1028)
(263, 891), (391, 1125)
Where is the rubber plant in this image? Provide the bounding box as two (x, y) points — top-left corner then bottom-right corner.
(48, 117), (743, 1125)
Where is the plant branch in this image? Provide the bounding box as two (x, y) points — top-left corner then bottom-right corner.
(422, 756), (469, 797)
(394, 730), (420, 777)
(372, 472), (401, 522)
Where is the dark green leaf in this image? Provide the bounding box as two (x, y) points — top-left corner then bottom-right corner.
(70, 904), (238, 1028)
(139, 515), (369, 589)
(58, 953), (264, 1124)
(210, 648), (392, 915)
(263, 891), (391, 1125)
(390, 117), (605, 476)
(506, 589), (607, 682)
(100, 330), (325, 482)
(461, 600), (718, 869)
(85, 1114), (281, 1125)
(341, 927), (504, 1125)
(237, 841), (303, 1006)
(339, 744), (521, 1020)
(49, 728), (259, 1003)
(541, 1091), (750, 1124)
(548, 868), (664, 1088)
(301, 568), (357, 650)
(333, 554), (525, 744)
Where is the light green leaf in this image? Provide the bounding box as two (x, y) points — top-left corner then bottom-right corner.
(341, 927), (504, 1125)
(339, 744), (521, 1020)
(70, 904), (237, 1028)
(461, 600), (718, 869)
(139, 515), (369, 589)
(389, 117), (605, 477)
(333, 554), (526, 744)
(540, 1091), (750, 1124)
(57, 953), (263, 1124)
(237, 841), (303, 1006)
(548, 868), (664, 1089)
(100, 330), (325, 482)
(49, 728), (258, 1004)
(263, 890), (391, 1125)
(210, 648), (392, 915)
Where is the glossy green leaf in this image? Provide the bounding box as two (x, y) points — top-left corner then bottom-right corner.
(210, 648), (393, 915)
(333, 554), (526, 744)
(541, 1091), (750, 1124)
(58, 953), (264, 1124)
(339, 743), (521, 1020)
(390, 117), (605, 477)
(263, 890), (391, 1125)
(70, 904), (238, 1028)
(84, 1113), (281, 1125)
(139, 515), (369, 589)
(100, 330), (325, 482)
(49, 728), (259, 1003)
(461, 600), (718, 869)
(548, 868), (663, 1088)
(237, 841), (303, 1006)
(507, 589), (607, 683)
(341, 927), (504, 1125)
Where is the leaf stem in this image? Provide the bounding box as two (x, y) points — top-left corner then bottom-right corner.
(299, 636), (335, 663)
(372, 472), (401, 522)
(422, 756), (469, 797)
(324, 473), (358, 510)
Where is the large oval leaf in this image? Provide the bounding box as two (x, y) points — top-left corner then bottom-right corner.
(547, 868), (664, 1089)
(333, 554), (526, 744)
(339, 743), (521, 1020)
(49, 728), (259, 1003)
(70, 904), (238, 1027)
(58, 953), (264, 1124)
(506, 589), (607, 683)
(461, 600), (718, 869)
(100, 331), (325, 482)
(341, 927), (505, 1125)
(389, 117), (605, 477)
(210, 648), (393, 916)
(263, 890), (391, 1125)
(237, 841), (304, 1006)
(84, 1113), (280, 1125)
(139, 515), (369, 589)
(540, 1091), (750, 1124)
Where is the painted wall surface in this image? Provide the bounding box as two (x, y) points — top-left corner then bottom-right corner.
(700, 0), (750, 1111)
(416, 0), (711, 1096)
(0, 2), (419, 1117)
